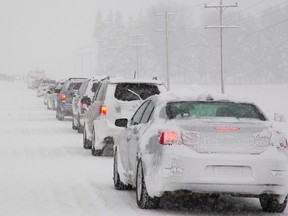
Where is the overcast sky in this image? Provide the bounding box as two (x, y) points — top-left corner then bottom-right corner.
(0, 0), (157, 78)
(0, 0), (280, 79)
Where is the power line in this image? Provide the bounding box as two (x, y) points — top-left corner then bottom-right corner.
(179, 0), (215, 12)
(208, 0), (267, 25)
(229, 0), (288, 25)
(244, 17), (288, 37)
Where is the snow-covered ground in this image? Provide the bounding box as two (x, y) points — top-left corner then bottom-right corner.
(0, 81), (287, 216)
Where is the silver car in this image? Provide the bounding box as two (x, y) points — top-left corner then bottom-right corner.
(113, 91), (288, 212)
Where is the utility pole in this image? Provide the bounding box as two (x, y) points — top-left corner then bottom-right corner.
(109, 36), (121, 76)
(97, 38), (106, 75)
(80, 46), (94, 77)
(155, 10), (177, 90)
(205, 0), (238, 94)
(129, 34), (145, 79)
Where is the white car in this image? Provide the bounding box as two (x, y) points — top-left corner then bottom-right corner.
(46, 80), (65, 110)
(83, 77), (166, 154)
(113, 91), (288, 212)
(72, 78), (101, 133)
(36, 79), (56, 97)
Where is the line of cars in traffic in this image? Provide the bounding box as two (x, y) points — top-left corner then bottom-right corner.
(32, 76), (288, 213)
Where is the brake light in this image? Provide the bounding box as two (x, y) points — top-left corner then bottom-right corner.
(215, 126), (239, 131)
(80, 103), (88, 109)
(60, 93), (66, 101)
(99, 105), (107, 115)
(159, 130), (179, 145)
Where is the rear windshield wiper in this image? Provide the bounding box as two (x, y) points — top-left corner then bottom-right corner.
(127, 89), (143, 101)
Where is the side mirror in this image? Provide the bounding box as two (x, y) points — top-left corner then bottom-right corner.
(81, 97), (91, 106)
(115, 118), (128, 128)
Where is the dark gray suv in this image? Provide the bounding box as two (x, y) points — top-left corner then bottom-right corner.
(56, 78), (87, 121)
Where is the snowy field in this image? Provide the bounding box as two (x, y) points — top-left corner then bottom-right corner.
(0, 81), (287, 216)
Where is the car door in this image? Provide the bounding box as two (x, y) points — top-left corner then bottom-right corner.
(127, 100), (153, 177)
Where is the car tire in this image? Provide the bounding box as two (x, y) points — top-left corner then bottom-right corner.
(260, 195), (287, 213)
(113, 149), (132, 190)
(57, 111), (64, 121)
(77, 115), (83, 133)
(91, 128), (102, 156)
(72, 115), (77, 130)
(136, 160), (159, 209)
(83, 126), (91, 149)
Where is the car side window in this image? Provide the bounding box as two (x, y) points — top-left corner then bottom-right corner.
(92, 83), (102, 103)
(78, 80), (89, 96)
(140, 101), (155, 124)
(130, 101), (150, 126)
(96, 83), (107, 101)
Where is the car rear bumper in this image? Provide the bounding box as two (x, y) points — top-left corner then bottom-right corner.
(59, 101), (72, 116)
(143, 146), (288, 197)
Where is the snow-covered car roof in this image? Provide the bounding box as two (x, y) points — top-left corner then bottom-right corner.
(91, 75), (109, 82)
(106, 77), (164, 85)
(152, 90), (256, 105)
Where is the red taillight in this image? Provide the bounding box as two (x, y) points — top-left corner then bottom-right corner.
(99, 105), (107, 115)
(215, 126), (239, 131)
(80, 103), (88, 109)
(159, 130), (178, 145)
(60, 93), (66, 101)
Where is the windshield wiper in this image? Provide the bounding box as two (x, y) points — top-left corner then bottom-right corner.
(127, 89), (143, 101)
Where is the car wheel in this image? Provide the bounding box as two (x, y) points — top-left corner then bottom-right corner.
(83, 126), (91, 149)
(91, 127), (102, 156)
(113, 149), (132, 190)
(260, 195), (287, 213)
(77, 115), (83, 133)
(57, 111), (64, 121)
(72, 115), (77, 129)
(136, 160), (159, 209)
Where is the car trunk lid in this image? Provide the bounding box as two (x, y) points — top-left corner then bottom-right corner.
(177, 118), (271, 154)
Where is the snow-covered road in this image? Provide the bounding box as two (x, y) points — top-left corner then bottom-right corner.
(0, 81), (286, 216)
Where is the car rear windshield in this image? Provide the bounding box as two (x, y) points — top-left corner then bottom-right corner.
(69, 82), (82, 91)
(114, 83), (160, 101)
(43, 80), (56, 84)
(166, 101), (266, 121)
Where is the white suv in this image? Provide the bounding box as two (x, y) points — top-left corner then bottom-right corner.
(83, 77), (166, 156)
